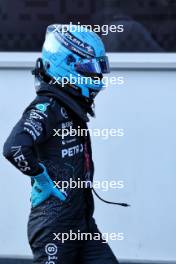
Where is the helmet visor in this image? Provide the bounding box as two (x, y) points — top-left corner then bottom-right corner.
(75, 56), (110, 77)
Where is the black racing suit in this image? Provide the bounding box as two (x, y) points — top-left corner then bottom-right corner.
(3, 84), (119, 264)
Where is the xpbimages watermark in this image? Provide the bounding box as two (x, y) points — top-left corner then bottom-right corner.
(53, 230), (124, 243)
(53, 22), (124, 36)
(53, 127), (124, 140)
(52, 74), (124, 88)
(53, 179), (125, 192)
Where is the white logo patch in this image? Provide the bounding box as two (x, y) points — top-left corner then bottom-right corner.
(45, 243), (58, 264)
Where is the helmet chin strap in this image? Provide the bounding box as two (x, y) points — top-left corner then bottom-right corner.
(92, 188), (130, 207)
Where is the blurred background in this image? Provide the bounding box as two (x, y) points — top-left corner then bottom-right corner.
(0, 0), (176, 52)
(0, 0), (176, 263)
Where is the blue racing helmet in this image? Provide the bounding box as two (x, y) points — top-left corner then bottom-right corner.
(41, 24), (110, 98)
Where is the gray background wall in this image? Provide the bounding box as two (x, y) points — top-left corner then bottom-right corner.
(0, 54), (176, 262)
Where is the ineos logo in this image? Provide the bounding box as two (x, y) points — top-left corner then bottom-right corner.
(45, 243), (58, 256)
